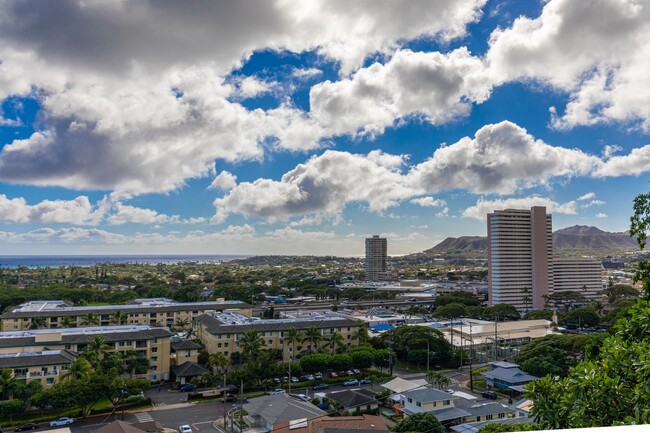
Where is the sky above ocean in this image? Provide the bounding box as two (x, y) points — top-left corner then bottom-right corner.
(1, 0), (649, 255)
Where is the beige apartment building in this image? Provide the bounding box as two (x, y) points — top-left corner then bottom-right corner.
(0, 298), (252, 331)
(0, 325), (173, 382)
(0, 350), (78, 387)
(553, 257), (604, 300)
(488, 206), (553, 311)
(195, 312), (361, 361)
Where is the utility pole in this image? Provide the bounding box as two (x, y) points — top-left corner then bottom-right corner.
(239, 380), (244, 430)
(469, 322), (474, 392)
(222, 368), (228, 432)
(427, 341), (430, 373)
(494, 313), (499, 361)
(459, 321), (463, 369)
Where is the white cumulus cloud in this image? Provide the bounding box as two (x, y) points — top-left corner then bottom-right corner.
(461, 196), (577, 221)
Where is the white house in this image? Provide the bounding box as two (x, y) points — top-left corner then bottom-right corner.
(401, 387), (470, 423)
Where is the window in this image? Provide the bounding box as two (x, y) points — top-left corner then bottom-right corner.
(268, 340), (272, 345)
(498, 413), (505, 419)
(416, 402), (421, 407)
(443, 400), (450, 406)
(218, 343), (222, 348)
(151, 357), (158, 362)
(407, 398), (412, 403)
(432, 401), (437, 407)
(224, 343), (229, 348)
(152, 347), (158, 353)
(487, 415), (493, 420)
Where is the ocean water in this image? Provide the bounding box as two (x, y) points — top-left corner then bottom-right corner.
(0, 255), (251, 268)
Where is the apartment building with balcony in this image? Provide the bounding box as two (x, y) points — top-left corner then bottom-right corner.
(194, 312), (361, 361)
(0, 298), (252, 331)
(0, 325), (173, 381)
(553, 257), (605, 301)
(0, 350), (78, 387)
(488, 206), (553, 311)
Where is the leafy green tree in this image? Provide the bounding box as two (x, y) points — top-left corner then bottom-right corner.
(392, 412), (444, 433)
(603, 283), (640, 306)
(11, 379), (43, 410)
(435, 293), (481, 307)
(432, 302), (467, 319)
(0, 399), (23, 422)
(379, 326), (454, 367)
(207, 352), (229, 377)
(478, 423), (539, 433)
(351, 326), (370, 346)
(324, 331), (346, 355)
(482, 304), (520, 321)
(239, 329), (266, 361)
(545, 291), (587, 312)
(87, 335), (111, 360)
(62, 357), (93, 380)
(350, 349), (375, 369)
(328, 354), (352, 372)
(300, 353), (330, 373)
(61, 316), (76, 328)
(123, 350), (150, 377)
(559, 306), (599, 328)
(523, 310), (553, 321)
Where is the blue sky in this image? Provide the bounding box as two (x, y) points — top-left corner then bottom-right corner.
(1, 0), (649, 256)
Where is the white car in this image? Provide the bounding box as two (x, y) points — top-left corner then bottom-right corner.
(50, 418), (74, 427)
(270, 389), (287, 395)
(179, 425), (192, 433)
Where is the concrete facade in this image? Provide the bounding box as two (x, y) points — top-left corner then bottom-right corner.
(488, 207), (553, 311)
(553, 258), (604, 301)
(365, 235), (387, 282)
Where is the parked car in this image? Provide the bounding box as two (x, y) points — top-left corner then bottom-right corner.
(224, 394), (236, 402)
(352, 369), (361, 375)
(273, 377), (281, 384)
(299, 375), (309, 382)
(346, 370), (355, 376)
(358, 379), (371, 385)
(179, 425), (192, 433)
(482, 391), (498, 400)
(270, 389), (287, 395)
(305, 374), (315, 381)
(313, 383), (330, 390)
(180, 384), (196, 392)
(328, 371), (338, 378)
(291, 377), (299, 383)
(49, 418), (74, 427)
(15, 424), (39, 432)
(290, 393), (311, 402)
(314, 372), (323, 380)
(343, 379), (359, 386)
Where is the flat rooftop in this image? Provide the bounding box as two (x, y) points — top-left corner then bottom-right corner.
(0, 324), (164, 339)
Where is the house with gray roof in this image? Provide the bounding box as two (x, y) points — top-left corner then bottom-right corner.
(243, 394), (326, 432)
(401, 387), (470, 424)
(482, 365), (538, 390)
(327, 388), (380, 413)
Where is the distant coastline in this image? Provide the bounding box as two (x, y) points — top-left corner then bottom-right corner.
(0, 255), (252, 268)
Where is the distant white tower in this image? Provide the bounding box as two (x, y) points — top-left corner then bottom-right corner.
(365, 235), (387, 282)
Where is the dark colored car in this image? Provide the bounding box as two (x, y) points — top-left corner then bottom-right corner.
(15, 424), (40, 432)
(482, 391), (498, 400)
(313, 383), (330, 390)
(180, 384), (196, 392)
(224, 394), (236, 402)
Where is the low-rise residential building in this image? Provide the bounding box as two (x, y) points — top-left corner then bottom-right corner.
(0, 298), (252, 331)
(243, 394), (326, 433)
(195, 312), (361, 361)
(482, 362), (539, 391)
(172, 361), (209, 385)
(0, 349), (78, 386)
(0, 325), (173, 381)
(401, 387), (470, 424)
(327, 388), (380, 413)
(272, 414), (388, 432)
(171, 338), (201, 365)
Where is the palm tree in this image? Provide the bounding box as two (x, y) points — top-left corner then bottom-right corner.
(302, 327), (323, 354)
(87, 335), (111, 360)
(61, 357), (92, 380)
(0, 368), (16, 400)
(123, 350), (150, 378)
(61, 316), (76, 328)
(111, 311), (129, 326)
(282, 329), (303, 362)
(239, 329), (265, 360)
(426, 371), (447, 389)
(175, 318), (190, 331)
(325, 332), (346, 355)
(351, 327), (370, 346)
(29, 317), (46, 330)
(206, 352), (229, 376)
(81, 313), (100, 326)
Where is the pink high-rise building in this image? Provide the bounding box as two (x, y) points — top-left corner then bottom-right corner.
(487, 206), (553, 311)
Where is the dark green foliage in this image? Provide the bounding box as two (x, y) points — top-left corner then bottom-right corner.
(378, 326), (454, 367)
(523, 310), (553, 320)
(432, 302), (467, 319)
(559, 306), (599, 328)
(516, 334), (603, 378)
(478, 423), (539, 433)
(435, 293), (481, 307)
(482, 304), (520, 321)
(392, 412), (444, 433)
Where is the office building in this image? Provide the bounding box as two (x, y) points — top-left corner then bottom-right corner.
(365, 235), (387, 281)
(553, 257), (604, 301)
(195, 311), (361, 361)
(488, 207), (553, 310)
(0, 298), (251, 331)
(0, 325), (173, 381)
